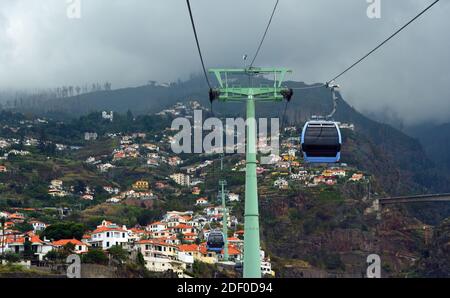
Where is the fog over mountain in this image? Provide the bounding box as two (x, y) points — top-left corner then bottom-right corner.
(0, 0), (449, 125)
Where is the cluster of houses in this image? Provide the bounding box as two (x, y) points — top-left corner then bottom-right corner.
(106, 180), (156, 203)
(156, 101), (204, 118)
(225, 126), (366, 191)
(273, 167), (365, 190)
(48, 179), (95, 200)
(0, 209), (274, 277)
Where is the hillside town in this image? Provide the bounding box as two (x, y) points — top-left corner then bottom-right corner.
(0, 102), (368, 277)
(0, 210), (272, 277)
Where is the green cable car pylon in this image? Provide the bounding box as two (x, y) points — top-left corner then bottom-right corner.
(209, 67), (293, 278)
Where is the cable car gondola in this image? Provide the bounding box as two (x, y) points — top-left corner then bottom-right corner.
(206, 230), (225, 252)
(301, 120), (342, 163)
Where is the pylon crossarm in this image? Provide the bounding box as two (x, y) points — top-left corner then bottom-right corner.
(214, 87), (288, 102)
(209, 68), (292, 89)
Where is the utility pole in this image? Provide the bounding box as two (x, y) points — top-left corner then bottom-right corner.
(209, 67), (293, 278)
(220, 179), (228, 262)
(219, 154), (229, 262)
(1, 217), (5, 258)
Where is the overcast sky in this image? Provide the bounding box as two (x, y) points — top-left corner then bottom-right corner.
(0, 0), (449, 125)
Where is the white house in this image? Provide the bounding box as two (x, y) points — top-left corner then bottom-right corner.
(146, 221), (167, 233)
(204, 206), (222, 217)
(228, 193), (240, 202)
(195, 197), (208, 206)
(30, 220), (47, 232)
(274, 178), (288, 190)
(170, 173), (190, 186)
(52, 239), (88, 254)
(88, 220), (130, 250)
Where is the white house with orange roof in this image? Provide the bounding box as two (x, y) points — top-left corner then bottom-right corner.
(146, 221), (167, 232)
(2, 235), (53, 259)
(178, 243), (217, 264)
(129, 227), (147, 240)
(150, 230), (176, 239)
(164, 214), (189, 228)
(8, 212), (25, 223)
(82, 234), (91, 245)
(136, 239), (186, 275)
(182, 232), (198, 243)
(168, 224), (197, 235)
(52, 239), (88, 254)
(2, 236), (25, 254)
(136, 239), (179, 259)
(349, 173), (364, 182)
(88, 220), (130, 250)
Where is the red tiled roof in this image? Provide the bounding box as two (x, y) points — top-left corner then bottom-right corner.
(52, 239), (85, 246)
(171, 224), (191, 230)
(178, 244), (199, 252)
(228, 237), (241, 241)
(30, 235), (44, 244)
(150, 221), (164, 226)
(92, 226), (127, 234)
(224, 245), (241, 256)
(138, 239), (178, 247)
(5, 237), (25, 244)
(130, 228), (146, 234)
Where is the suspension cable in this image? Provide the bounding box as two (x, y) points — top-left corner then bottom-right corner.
(249, 0), (280, 68)
(327, 0), (440, 84)
(186, 0), (212, 89)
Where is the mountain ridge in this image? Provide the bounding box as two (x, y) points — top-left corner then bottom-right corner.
(9, 75), (450, 196)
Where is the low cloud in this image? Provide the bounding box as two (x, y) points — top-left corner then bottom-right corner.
(0, 0), (449, 125)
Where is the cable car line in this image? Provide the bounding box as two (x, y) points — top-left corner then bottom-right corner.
(291, 83), (327, 90)
(186, 0), (217, 117)
(326, 0), (440, 84)
(249, 0), (280, 68)
(186, 0), (212, 89)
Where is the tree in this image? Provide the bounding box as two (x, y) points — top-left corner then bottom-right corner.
(3, 252), (20, 263)
(108, 245), (128, 264)
(14, 221), (33, 233)
(41, 222), (86, 241)
(73, 180), (87, 194)
(23, 238), (34, 259)
(82, 249), (108, 265)
(136, 252), (145, 267)
(45, 248), (71, 261)
(63, 243), (76, 255)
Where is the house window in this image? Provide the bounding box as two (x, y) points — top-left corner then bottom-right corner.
(106, 232), (110, 237)
(122, 233), (125, 238)
(106, 242), (110, 247)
